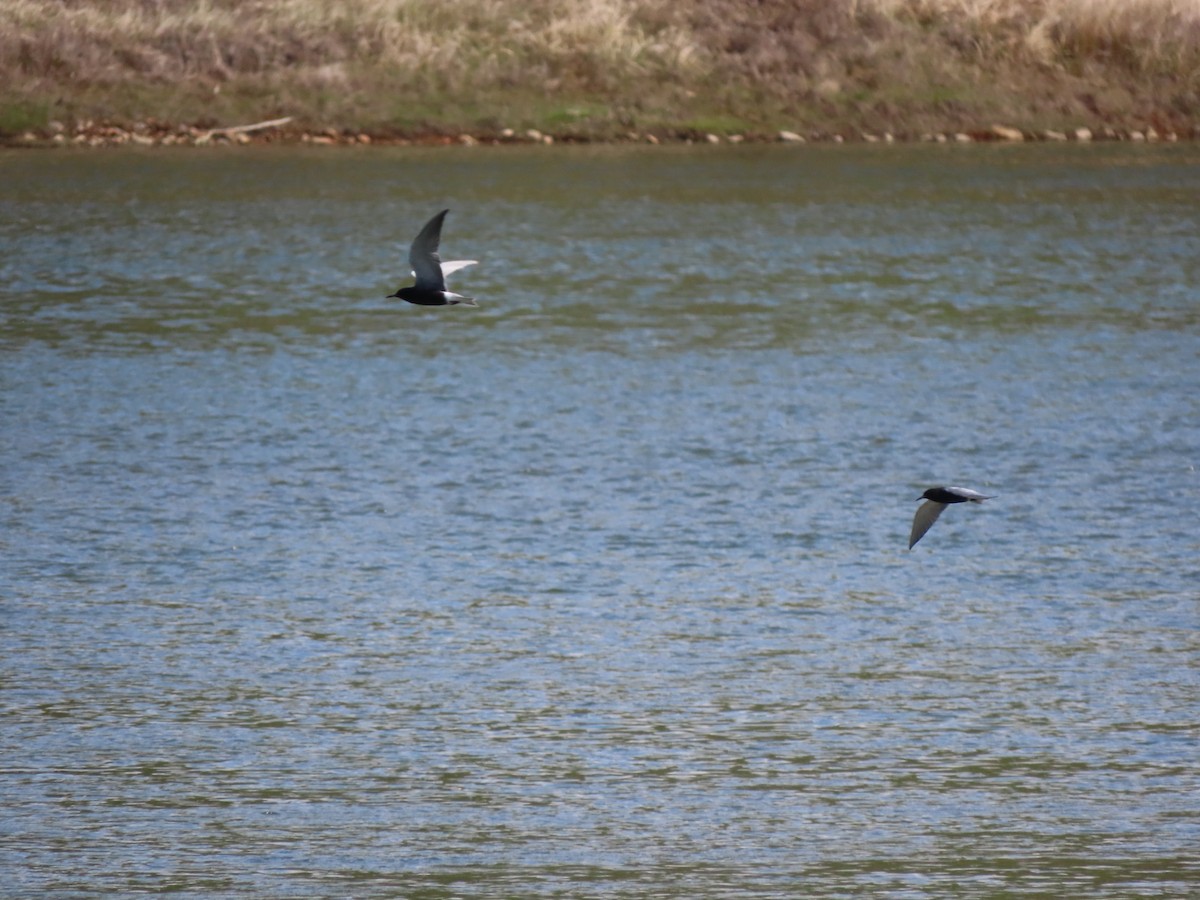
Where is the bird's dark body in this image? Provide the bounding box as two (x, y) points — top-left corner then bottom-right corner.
(391, 287), (451, 306)
(922, 487), (975, 504)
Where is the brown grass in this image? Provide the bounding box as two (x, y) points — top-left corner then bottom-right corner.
(668, 0), (1200, 134)
(2, 0), (1197, 138)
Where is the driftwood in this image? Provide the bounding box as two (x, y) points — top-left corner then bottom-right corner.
(194, 116), (293, 144)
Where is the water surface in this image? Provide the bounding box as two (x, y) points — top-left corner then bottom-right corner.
(2, 143), (1198, 896)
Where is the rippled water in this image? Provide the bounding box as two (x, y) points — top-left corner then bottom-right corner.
(2, 144), (1198, 896)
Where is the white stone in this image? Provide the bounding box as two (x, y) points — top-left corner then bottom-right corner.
(991, 124), (1024, 141)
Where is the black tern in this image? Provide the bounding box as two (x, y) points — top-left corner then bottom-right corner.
(387, 209), (478, 307)
(909, 486), (992, 549)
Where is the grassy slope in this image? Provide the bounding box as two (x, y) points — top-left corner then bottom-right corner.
(2, 0), (1198, 140)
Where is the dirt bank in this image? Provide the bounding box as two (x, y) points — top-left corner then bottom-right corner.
(3, 0), (1197, 146)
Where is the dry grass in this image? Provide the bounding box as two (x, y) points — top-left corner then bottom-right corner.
(2, 0), (1197, 137)
(868, 0), (1200, 71)
(668, 0), (1200, 134)
(3, 0), (697, 89)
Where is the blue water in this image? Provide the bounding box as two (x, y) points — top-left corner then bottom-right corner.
(2, 144), (1198, 896)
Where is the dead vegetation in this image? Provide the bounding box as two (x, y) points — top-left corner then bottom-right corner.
(668, 0), (1200, 136)
(2, 0), (1197, 140)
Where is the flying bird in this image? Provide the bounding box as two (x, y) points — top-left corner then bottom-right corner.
(387, 209), (478, 307)
(909, 486), (992, 549)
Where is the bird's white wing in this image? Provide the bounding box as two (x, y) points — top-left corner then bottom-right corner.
(910, 501), (947, 549)
(409, 209), (449, 291)
(410, 261), (476, 279)
(438, 260), (477, 279)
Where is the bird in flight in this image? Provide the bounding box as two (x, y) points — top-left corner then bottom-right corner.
(909, 486), (992, 549)
(387, 209), (478, 307)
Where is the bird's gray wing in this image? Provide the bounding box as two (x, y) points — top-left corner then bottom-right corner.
(409, 209), (449, 291)
(910, 500), (947, 549)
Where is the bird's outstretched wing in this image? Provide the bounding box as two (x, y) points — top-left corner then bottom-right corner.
(409, 209), (449, 291)
(910, 500), (947, 549)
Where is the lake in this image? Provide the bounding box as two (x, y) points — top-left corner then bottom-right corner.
(2, 143), (1198, 896)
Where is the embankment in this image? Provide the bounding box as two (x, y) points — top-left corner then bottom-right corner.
(3, 0), (1197, 145)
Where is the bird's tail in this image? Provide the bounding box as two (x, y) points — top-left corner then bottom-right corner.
(449, 295), (479, 308)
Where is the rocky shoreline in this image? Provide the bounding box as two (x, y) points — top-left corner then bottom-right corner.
(4, 116), (1195, 150)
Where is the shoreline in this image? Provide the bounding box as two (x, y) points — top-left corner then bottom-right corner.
(4, 118), (1194, 150)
